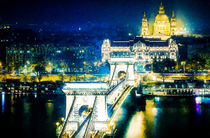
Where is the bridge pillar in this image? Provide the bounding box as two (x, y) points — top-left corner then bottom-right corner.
(92, 95), (108, 131)
(65, 95), (95, 131)
(109, 58), (135, 86)
(65, 95), (108, 131)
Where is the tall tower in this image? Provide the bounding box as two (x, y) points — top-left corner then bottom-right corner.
(101, 39), (111, 62)
(141, 12), (149, 37)
(170, 11), (177, 35)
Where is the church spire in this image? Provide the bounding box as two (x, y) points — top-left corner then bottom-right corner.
(160, 1), (163, 7)
(141, 12), (149, 36)
(159, 1), (165, 14)
(143, 12), (146, 18)
(171, 11), (176, 35)
(172, 11), (175, 18)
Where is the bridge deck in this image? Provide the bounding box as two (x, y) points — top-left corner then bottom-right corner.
(62, 82), (109, 95)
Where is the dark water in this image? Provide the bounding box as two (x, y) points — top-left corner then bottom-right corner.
(115, 92), (210, 138)
(1, 92), (210, 138)
(0, 93), (65, 138)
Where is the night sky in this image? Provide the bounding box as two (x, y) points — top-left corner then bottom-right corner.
(0, 0), (209, 33)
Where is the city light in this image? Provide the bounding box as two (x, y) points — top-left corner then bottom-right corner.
(195, 97), (202, 104)
(0, 0), (209, 138)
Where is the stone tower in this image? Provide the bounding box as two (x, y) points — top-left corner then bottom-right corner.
(141, 12), (149, 37)
(170, 11), (177, 35)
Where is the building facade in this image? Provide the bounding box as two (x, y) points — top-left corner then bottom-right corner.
(101, 37), (178, 72)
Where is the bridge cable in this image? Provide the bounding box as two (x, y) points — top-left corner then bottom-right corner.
(125, 63), (129, 82)
(59, 96), (76, 138)
(83, 96), (98, 138)
(71, 110), (92, 138)
(109, 63), (117, 87)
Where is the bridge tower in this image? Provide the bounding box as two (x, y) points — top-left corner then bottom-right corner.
(61, 82), (110, 137)
(109, 58), (135, 86)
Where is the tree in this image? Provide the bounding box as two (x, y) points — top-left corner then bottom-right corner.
(199, 52), (210, 69)
(34, 64), (45, 82)
(152, 58), (176, 73)
(59, 73), (65, 82)
(186, 55), (205, 72)
(163, 58), (176, 71)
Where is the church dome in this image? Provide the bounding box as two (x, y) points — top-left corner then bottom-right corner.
(155, 13), (169, 22)
(155, 2), (169, 22)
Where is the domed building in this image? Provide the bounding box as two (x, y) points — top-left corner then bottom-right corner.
(141, 2), (177, 40)
(101, 2), (179, 72)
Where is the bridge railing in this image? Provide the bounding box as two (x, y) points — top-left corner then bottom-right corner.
(111, 85), (129, 109)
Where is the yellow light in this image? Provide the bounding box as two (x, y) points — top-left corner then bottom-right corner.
(94, 62), (97, 66)
(125, 112), (145, 138)
(61, 117), (65, 122)
(56, 122), (59, 126)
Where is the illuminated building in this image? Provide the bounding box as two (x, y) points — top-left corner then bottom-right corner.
(101, 2), (179, 72)
(141, 12), (149, 36)
(101, 37), (178, 72)
(5, 43), (96, 73)
(141, 2), (186, 40)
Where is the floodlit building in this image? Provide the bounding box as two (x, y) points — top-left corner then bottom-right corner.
(141, 2), (185, 40)
(101, 37), (178, 72)
(101, 2), (179, 72)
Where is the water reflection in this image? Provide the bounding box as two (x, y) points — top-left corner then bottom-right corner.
(0, 93), (65, 138)
(117, 95), (210, 138)
(10, 94), (15, 113)
(1, 92), (5, 112)
(125, 99), (158, 138)
(46, 102), (54, 116)
(24, 103), (31, 114)
(125, 112), (145, 138)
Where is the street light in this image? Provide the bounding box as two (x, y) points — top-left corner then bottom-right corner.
(61, 117), (65, 122)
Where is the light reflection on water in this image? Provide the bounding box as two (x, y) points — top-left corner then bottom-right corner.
(125, 111), (145, 138)
(124, 99), (159, 138)
(195, 97), (210, 104)
(115, 94), (210, 138)
(10, 94), (15, 113)
(1, 92), (5, 112)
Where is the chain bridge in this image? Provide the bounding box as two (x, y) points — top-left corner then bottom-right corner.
(58, 57), (140, 138)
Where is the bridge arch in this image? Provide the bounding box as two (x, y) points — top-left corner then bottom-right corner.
(109, 58), (135, 86)
(118, 70), (126, 81)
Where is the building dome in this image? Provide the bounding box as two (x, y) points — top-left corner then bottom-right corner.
(155, 13), (169, 22)
(155, 2), (169, 22)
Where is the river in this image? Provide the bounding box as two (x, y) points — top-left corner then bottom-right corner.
(1, 91), (210, 138)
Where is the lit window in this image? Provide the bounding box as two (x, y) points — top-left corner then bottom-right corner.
(56, 50), (61, 53)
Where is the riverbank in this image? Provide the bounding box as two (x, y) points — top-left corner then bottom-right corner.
(0, 80), (64, 95)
